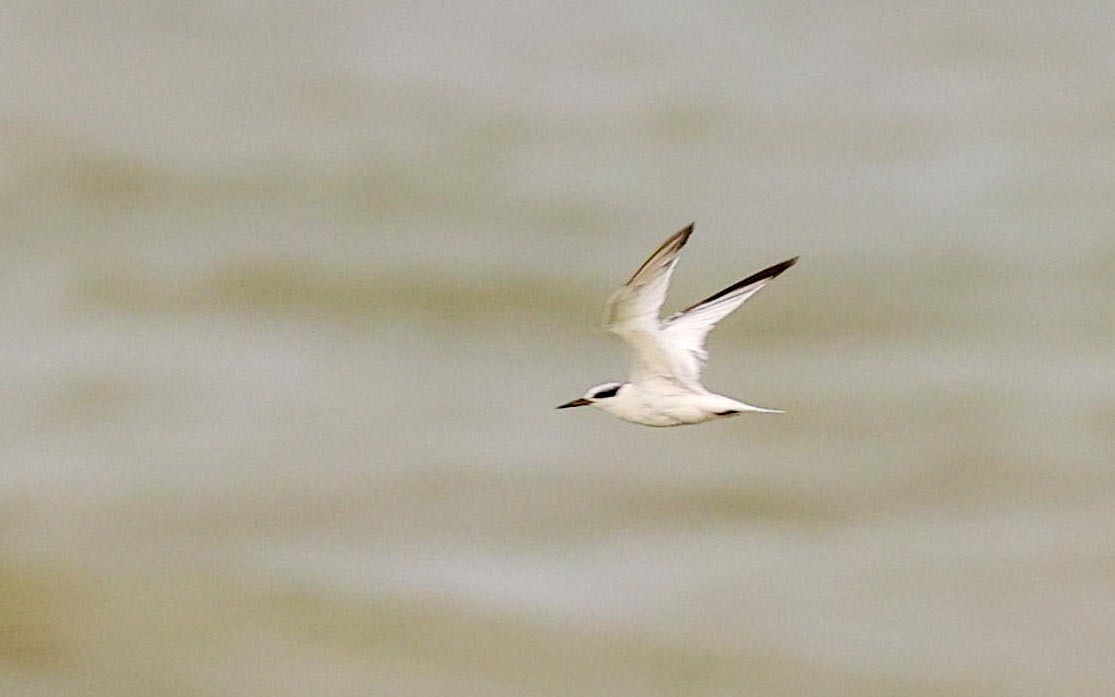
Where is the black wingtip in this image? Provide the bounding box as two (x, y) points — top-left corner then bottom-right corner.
(764, 256), (799, 279)
(742, 255), (799, 287)
(625, 222), (696, 285)
(677, 255), (799, 314)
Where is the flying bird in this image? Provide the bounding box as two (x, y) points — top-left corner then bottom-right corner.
(557, 223), (796, 427)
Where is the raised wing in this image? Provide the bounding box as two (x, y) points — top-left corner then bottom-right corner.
(660, 256), (797, 384)
(603, 224), (694, 386)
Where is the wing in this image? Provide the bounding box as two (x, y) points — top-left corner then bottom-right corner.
(659, 256), (797, 384)
(603, 224), (694, 386)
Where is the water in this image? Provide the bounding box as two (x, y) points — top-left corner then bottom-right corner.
(2, 2), (1114, 695)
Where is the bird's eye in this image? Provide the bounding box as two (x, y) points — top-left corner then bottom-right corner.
(593, 385), (621, 399)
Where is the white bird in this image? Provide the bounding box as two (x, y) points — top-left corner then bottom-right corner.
(557, 223), (797, 427)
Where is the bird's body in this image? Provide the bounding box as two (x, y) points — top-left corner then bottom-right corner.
(557, 223), (796, 427)
(585, 381), (754, 427)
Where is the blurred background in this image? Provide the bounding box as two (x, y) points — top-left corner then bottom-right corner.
(2, 2), (1114, 695)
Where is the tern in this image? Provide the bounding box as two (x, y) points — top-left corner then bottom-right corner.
(557, 223), (797, 427)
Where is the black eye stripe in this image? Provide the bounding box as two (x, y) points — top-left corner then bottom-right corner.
(593, 385), (621, 399)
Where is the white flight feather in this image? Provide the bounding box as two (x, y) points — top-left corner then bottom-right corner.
(603, 224), (696, 389)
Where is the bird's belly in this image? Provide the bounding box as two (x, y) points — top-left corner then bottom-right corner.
(621, 394), (716, 427)
(620, 412), (687, 427)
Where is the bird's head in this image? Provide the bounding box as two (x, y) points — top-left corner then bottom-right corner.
(556, 382), (625, 410)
